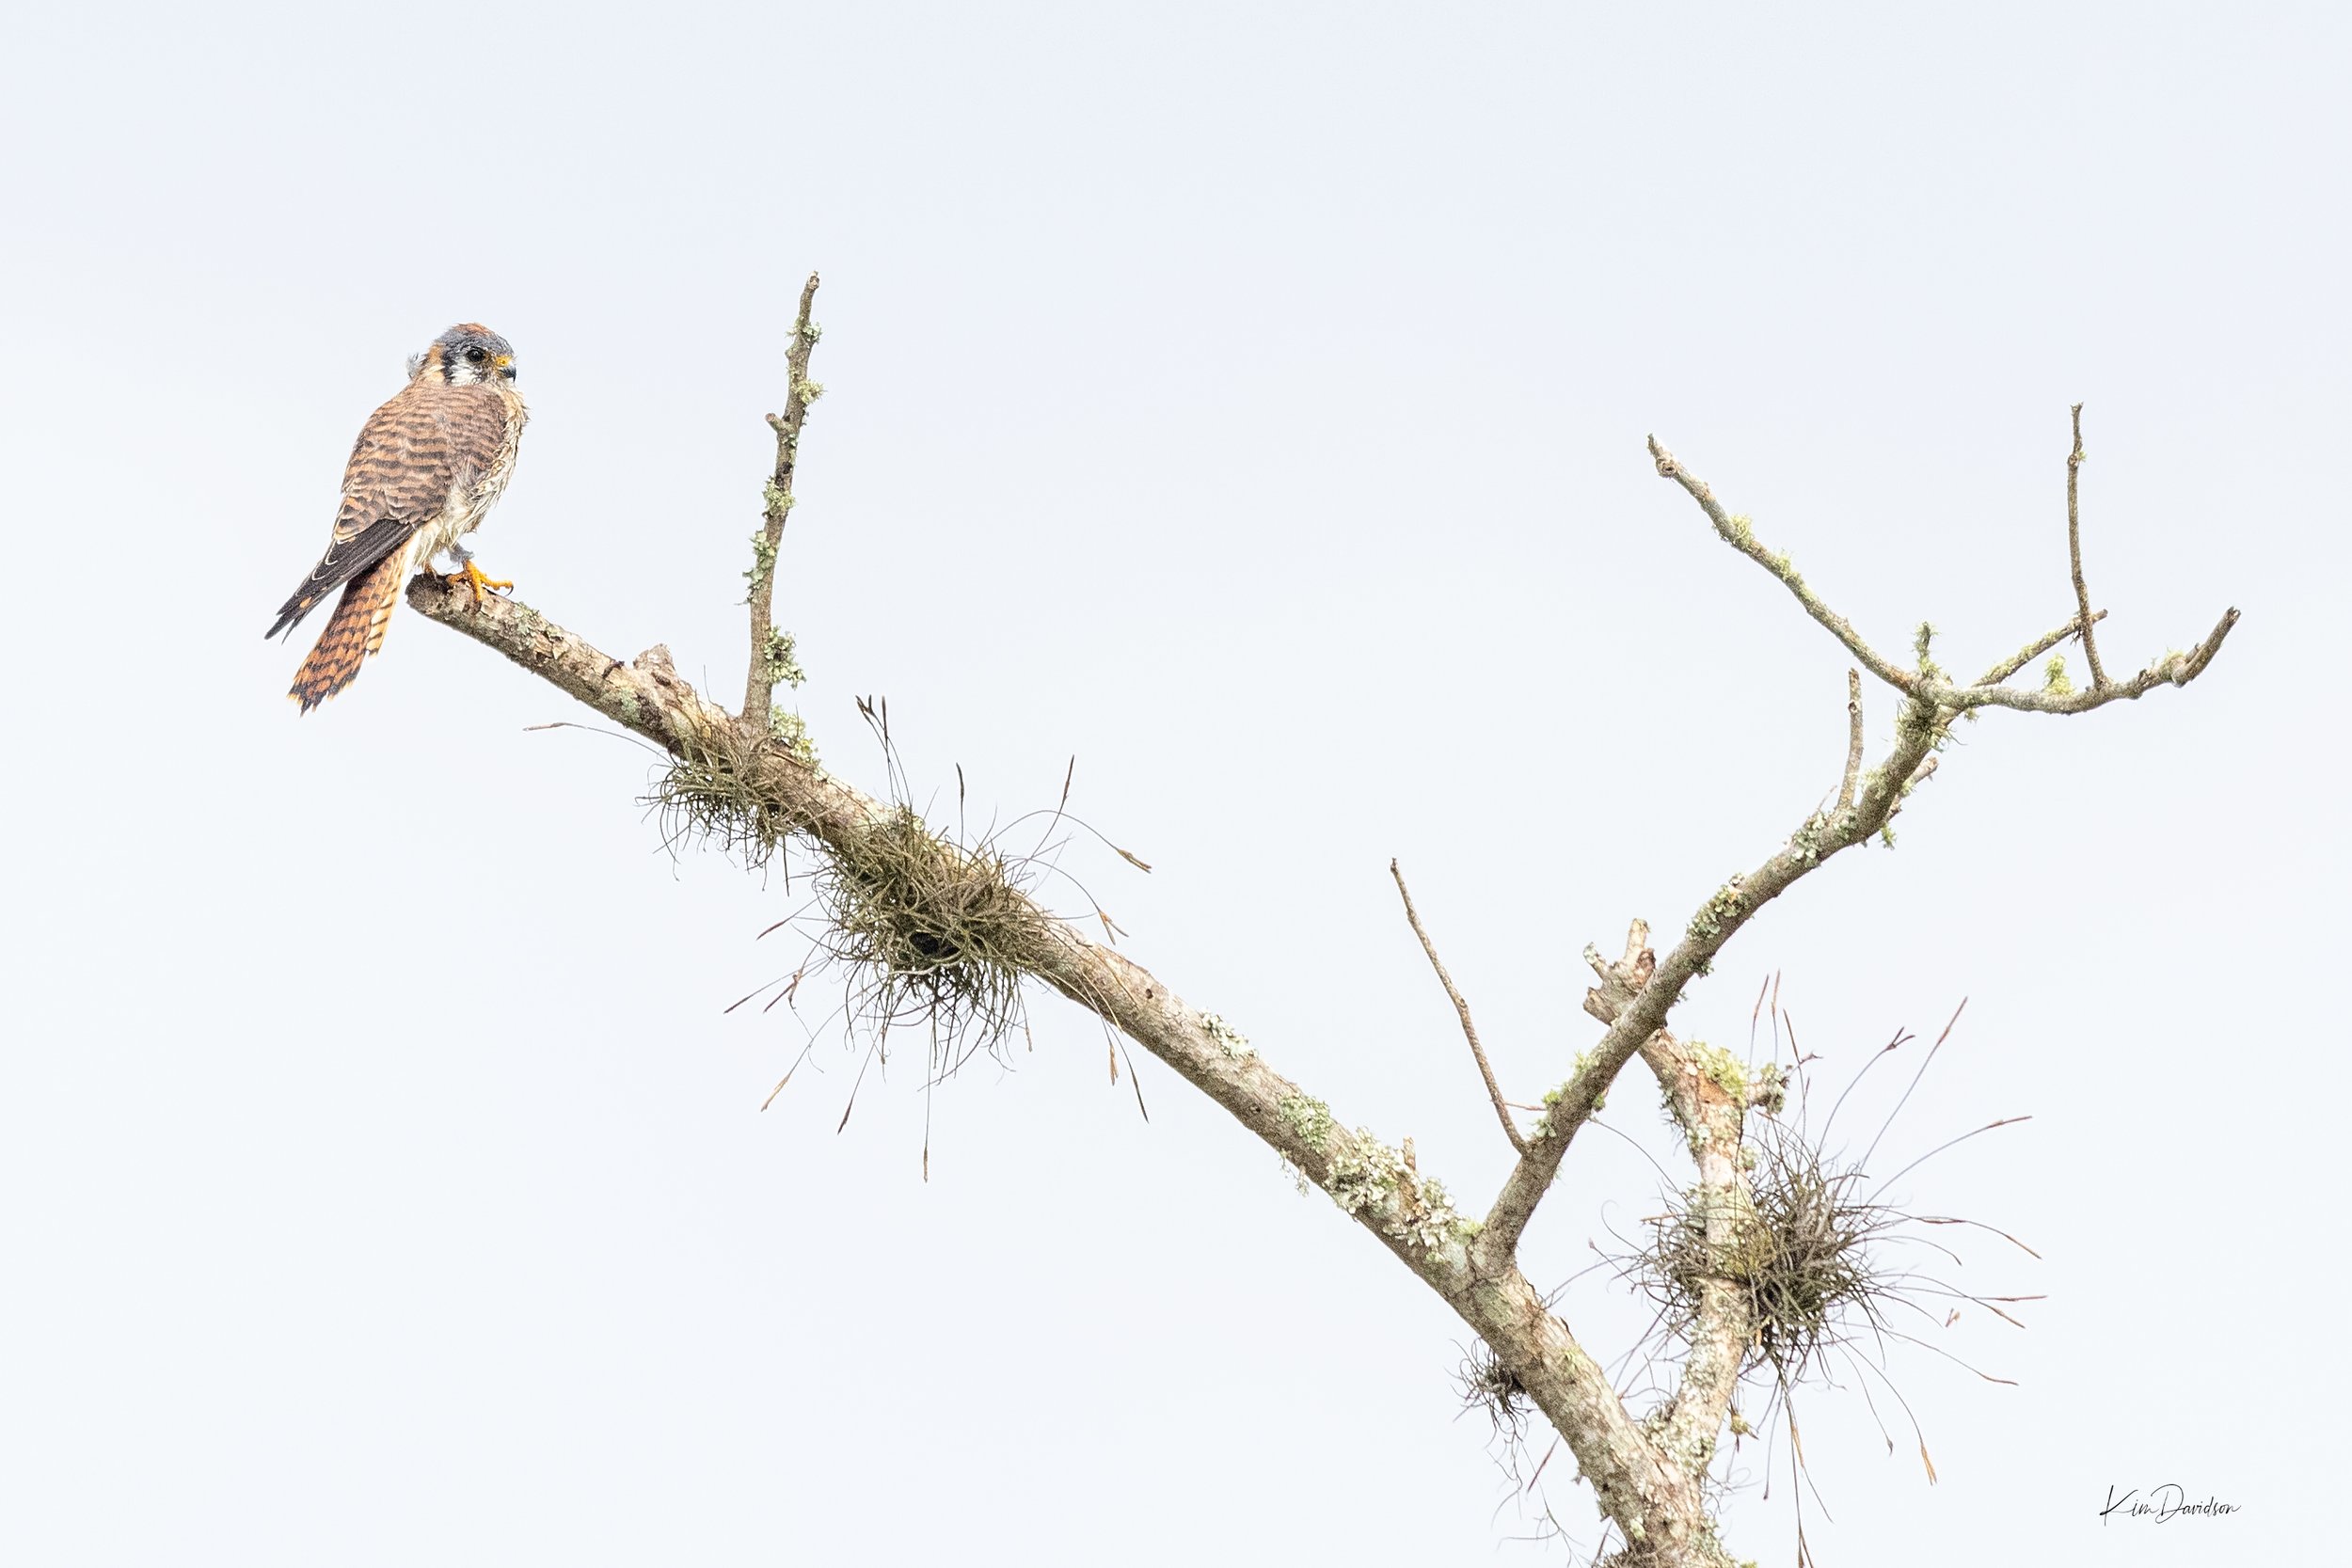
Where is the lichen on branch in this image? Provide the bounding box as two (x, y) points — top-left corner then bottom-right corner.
(742, 272), (823, 730)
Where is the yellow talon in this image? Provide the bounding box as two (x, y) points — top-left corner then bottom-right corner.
(442, 559), (514, 605)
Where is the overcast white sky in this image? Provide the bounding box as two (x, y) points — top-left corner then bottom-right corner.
(4, 3), (2344, 1564)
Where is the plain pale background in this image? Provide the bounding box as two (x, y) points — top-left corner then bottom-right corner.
(4, 3), (2343, 1563)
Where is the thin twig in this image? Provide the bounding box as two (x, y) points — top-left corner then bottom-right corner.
(1837, 669), (1864, 812)
(743, 272), (823, 728)
(2065, 404), (2109, 690)
(1392, 859), (1527, 1156)
(1647, 436), (1917, 695)
(1972, 608), (2107, 687)
(1923, 607), (2234, 715)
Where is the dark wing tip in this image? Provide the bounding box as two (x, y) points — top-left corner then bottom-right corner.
(264, 593), (318, 641)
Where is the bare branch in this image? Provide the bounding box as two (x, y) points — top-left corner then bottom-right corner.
(2065, 404), (2109, 690)
(1837, 669), (1864, 812)
(1922, 607), (2235, 715)
(1973, 608), (2107, 688)
(1391, 859), (1527, 1156)
(1647, 436), (1918, 695)
(743, 273), (823, 729)
(1650, 432), (2233, 716)
(1476, 694), (1945, 1270)
(1477, 415), (2233, 1271)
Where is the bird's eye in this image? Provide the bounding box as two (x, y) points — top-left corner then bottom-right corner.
(465, 346), (489, 365)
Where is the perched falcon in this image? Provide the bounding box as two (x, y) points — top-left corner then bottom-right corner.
(266, 324), (529, 712)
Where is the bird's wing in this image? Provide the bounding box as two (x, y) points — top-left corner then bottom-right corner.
(264, 385), (499, 641)
(286, 535), (419, 712)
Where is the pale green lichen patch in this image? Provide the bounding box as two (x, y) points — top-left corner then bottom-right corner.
(1642, 1408), (1719, 1473)
(744, 531), (778, 593)
(762, 480), (797, 521)
(1324, 1137), (1402, 1216)
(1687, 876), (1747, 943)
(1530, 1051), (1612, 1138)
(1787, 811), (1831, 865)
(1913, 621), (1945, 682)
(2043, 654), (2074, 695)
(1325, 1132), (1464, 1251)
(1565, 1050), (1610, 1113)
(770, 706), (816, 765)
(1690, 1040), (1747, 1102)
(1279, 1092), (1334, 1152)
(759, 627), (806, 690)
(1403, 1179), (1464, 1252)
(1200, 1011), (1255, 1060)
(793, 378), (826, 404)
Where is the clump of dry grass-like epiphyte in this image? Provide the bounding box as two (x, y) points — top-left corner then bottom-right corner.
(1592, 1002), (2036, 1560)
(1637, 1118), (1896, 1388)
(1454, 1339), (1534, 1440)
(666, 708), (1120, 1093)
(804, 802), (1048, 1071)
(649, 723), (804, 870)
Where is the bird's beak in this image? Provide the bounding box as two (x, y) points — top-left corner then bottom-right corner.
(494, 353), (516, 381)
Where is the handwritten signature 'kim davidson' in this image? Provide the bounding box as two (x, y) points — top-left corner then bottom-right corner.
(2100, 1484), (2240, 1524)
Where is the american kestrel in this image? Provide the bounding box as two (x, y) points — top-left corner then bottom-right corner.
(266, 324), (529, 712)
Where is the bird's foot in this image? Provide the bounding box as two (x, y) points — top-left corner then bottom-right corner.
(442, 559), (514, 605)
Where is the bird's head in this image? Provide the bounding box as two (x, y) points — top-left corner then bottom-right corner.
(411, 324), (518, 386)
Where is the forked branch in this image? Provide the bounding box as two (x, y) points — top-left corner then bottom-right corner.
(1479, 419), (2234, 1269)
(1975, 607), (2106, 687)
(1647, 433), (2235, 716)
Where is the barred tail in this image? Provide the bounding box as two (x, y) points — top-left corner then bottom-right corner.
(288, 542), (412, 713)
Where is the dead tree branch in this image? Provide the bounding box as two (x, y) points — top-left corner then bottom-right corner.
(2065, 404), (2109, 690)
(1974, 607), (2106, 688)
(742, 272), (822, 729)
(1646, 436), (2236, 717)
(404, 374), (2239, 1568)
(403, 571), (1717, 1560)
(1476, 689), (1944, 1270)
(1837, 668), (1864, 812)
(1646, 436), (1918, 695)
(1391, 859), (1527, 1156)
